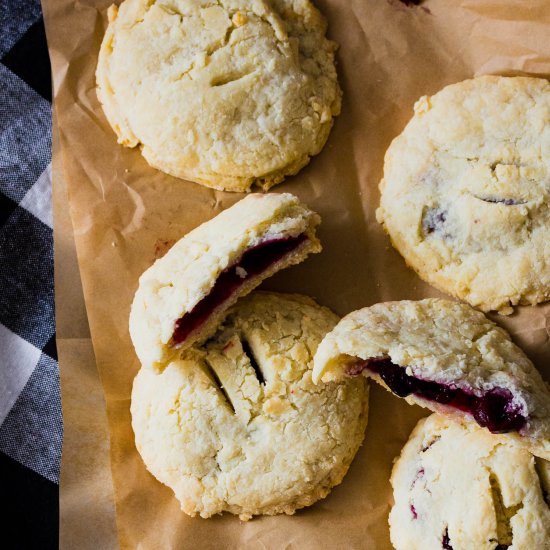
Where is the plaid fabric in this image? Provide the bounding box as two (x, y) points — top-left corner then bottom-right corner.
(1, 0), (60, 546)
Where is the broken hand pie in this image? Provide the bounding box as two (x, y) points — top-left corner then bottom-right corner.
(313, 298), (550, 459)
(131, 292), (369, 520)
(130, 193), (320, 371)
(390, 414), (550, 550)
(129, 194), (370, 520)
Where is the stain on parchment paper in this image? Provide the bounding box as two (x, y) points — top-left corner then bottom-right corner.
(153, 239), (176, 260)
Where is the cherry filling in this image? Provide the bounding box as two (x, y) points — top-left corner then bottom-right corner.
(422, 207), (447, 235)
(348, 358), (526, 434)
(171, 233), (308, 346)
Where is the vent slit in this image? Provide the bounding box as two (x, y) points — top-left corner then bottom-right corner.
(211, 71), (252, 87)
(205, 361), (235, 414)
(535, 457), (550, 508)
(489, 473), (522, 548)
(421, 435), (440, 452)
(473, 195), (526, 206)
(241, 338), (265, 385)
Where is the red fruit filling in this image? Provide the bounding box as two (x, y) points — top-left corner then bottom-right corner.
(171, 234), (308, 346)
(422, 207), (447, 235)
(347, 358), (526, 434)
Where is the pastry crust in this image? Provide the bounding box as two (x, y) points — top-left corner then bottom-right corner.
(390, 414), (550, 550)
(96, 0), (341, 192)
(129, 193), (321, 371)
(377, 75), (550, 313)
(313, 298), (550, 459)
(131, 292), (369, 519)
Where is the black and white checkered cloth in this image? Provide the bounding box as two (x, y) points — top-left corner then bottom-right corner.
(1, 0), (61, 545)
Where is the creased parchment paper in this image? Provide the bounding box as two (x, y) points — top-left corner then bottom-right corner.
(43, 0), (550, 547)
(52, 108), (118, 549)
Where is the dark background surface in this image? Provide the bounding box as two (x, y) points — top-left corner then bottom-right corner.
(1, 451), (58, 548)
(1, 2), (59, 548)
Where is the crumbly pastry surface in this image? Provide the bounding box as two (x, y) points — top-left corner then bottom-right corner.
(131, 292), (369, 519)
(312, 299), (550, 459)
(390, 414), (550, 550)
(377, 76), (550, 313)
(96, 0), (341, 192)
(129, 193), (321, 371)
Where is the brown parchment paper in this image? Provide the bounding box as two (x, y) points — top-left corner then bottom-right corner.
(43, 0), (550, 547)
(52, 108), (119, 549)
